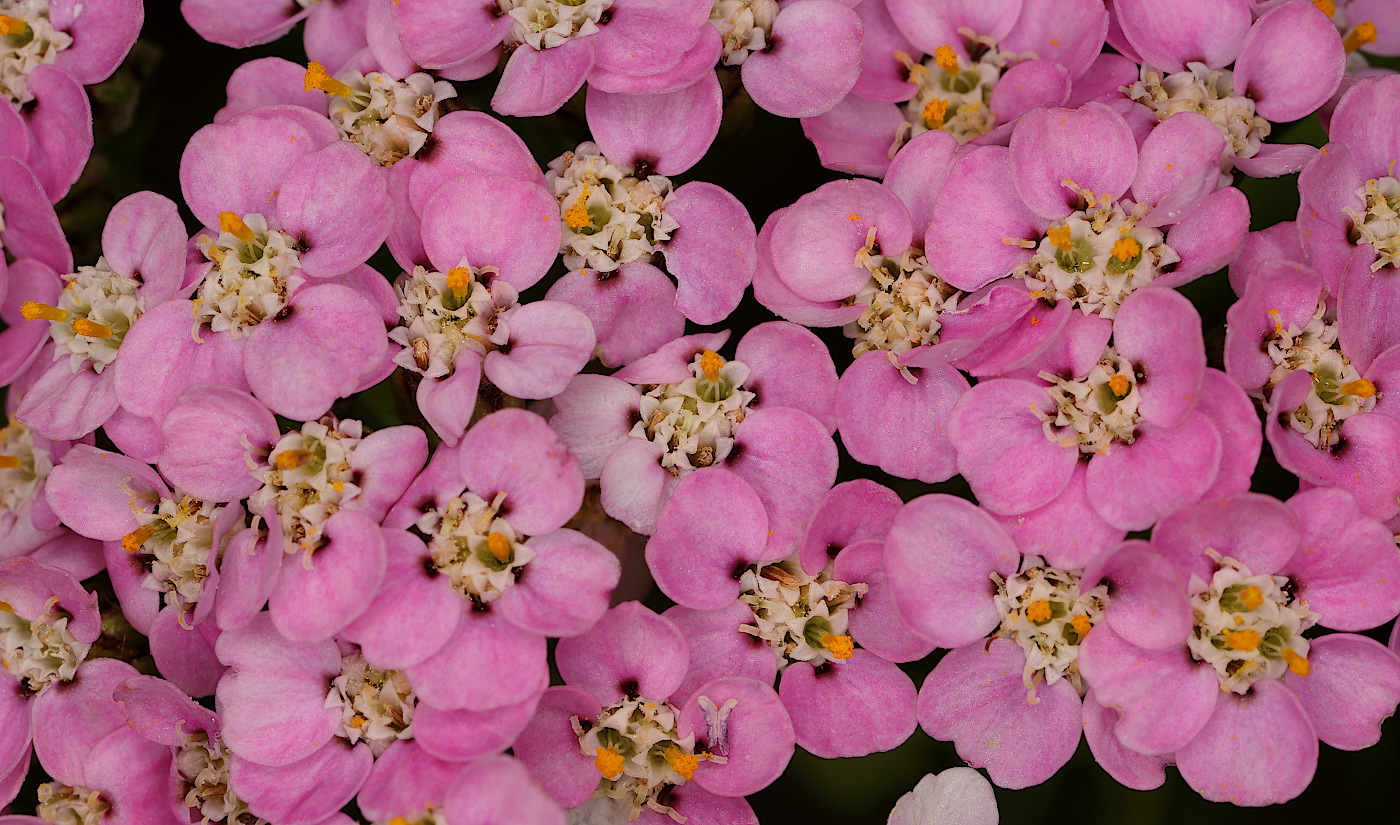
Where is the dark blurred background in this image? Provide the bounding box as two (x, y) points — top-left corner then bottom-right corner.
(6, 2), (1398, 821)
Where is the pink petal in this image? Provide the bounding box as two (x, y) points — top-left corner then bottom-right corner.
(779, 651), (917, 758)
(420, 175), (560, 291)
(736, 321), (838, 434)
(678, 676), (794, 797)
(836, 354), (967, 483)
(233, 744), (373, 825)
(340, 530), (460, 670)
(1083, 540), (1191, 651)
(1114, 0), (1253, 73)
(770, 178), (912, 302)
(1010, 103), (1137, 220)
(884, 129), (959, 246)
(1284, 633), (1400, 751)
(989, 463), (1125, 570)
(645, 468), (770, 610)
(556, 601), (689, 705)
(1233, 1), (1345, 124)
(442, 754), (565, 825)
(405, 605), (548, 712)
(925, 146), (1045, 291)
(499, 528), (620, 638)
(148, 609), (224, 698)
(800, 94), (904, 179)
(663, 182), (758, 325)
(1175, 679), (1317, 805)
(391, 0), (509, 69)
(663, 602), (779, 708)
(268, 512), (387, 641)
(413, 692), (541, 762)
(585, 73), (721, 175)
(740, 0), (863, 118)
(22, 66), (92, 202)
(491, 40), (594, 118)
(545, 264), (686, 368)
(512, 686), (603, 808)
(482, 301), (595, 400)
(417, 349), (483, 447)
(156, 386), (276, 502)
(1085, 412), (1223, 532)
(1080, 692), (1167, 790)
(833, 539), (937, 662)
(1282, 488), (1400, 631)
(799, 480), (904, 575)
(459, 408), (585, 536)
(948, 379), (1077, 515)
(276, 142), (392, 279)
(727, 407), (839, 559)
(599, 439), (676, 535)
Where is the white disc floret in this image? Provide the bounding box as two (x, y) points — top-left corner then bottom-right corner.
(327, 651), (416, 757)
(632, 350), (754, 475)
(1260, 299), (1377, 450)
(548, 143), (679, 272)
(1034, 347), (1142, 454)
(390, 264), (512, 379)
(21, 259), (143, 374)
(0, 596), (90, 692)
(249, 418), (363, 554)
(193, 212), (305, 338)
(304, 62), (455, 167)
(121, 496), (236, 625)
(0, 419), (51, 517)
(738, 556), (866, 668)
(35, 783), (108, 825)
(1126, 63), (1269, 170)
(172, 729), (266, 825)
(847, 240), (962, 364)
(991, 557), (1106, 700)
(501, 0), (613, 50)
(1186, 552), (1312, 694)
(419, 491), (532, 605)
(0, 0), (72, 106)
(710, 0), (778, 65)
(894, 39), (1009, 152)
(1345, 175), (1400, 271)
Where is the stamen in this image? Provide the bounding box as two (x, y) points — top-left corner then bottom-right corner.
(20, 302), (68, 322)
(1224, 629), (1260, 651)
(121, 524), (157, 554)
(819, 633), (854, 659)
(1345, 21), (1378, 54)
(0, 14), (26, 35)
(1342, 378), (1376, 398)
(275, 449), (314, 471)
(71, 318), (113, 339)
(921, 98), (948, 128)
(664, 745), (699, 781)
(1026, 599), (1053, 624)
(0, 455), (21, 470)
(486, 531), (511, 563)
(1108, 374), (1130, 398)
(1313, 0), (1335, 16)
(446, 266), (473, 296)
(700, 349), (724, 383)
(563, 184), (593, 229)
(304, 61), (355, 98)
(1046, 225), (1073, 251)
(594, 747), (625, 779)
(1110, 236), (1142, 262)
(1070, 614), (1093, 638)
(933, 44), (960, 76)
(218, 212), (256, 244)
(1239, 585), (1264, 610)
(389, 819), (412, 825)
(1282, 648), (1310, 677)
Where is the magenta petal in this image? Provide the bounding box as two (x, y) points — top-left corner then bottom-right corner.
(499, 528), (619, 638)
(459, 408), (584, 535)
(43, 444), (163, 540)
(800, 95), (904, 180)
(1076, 623), (1216, 755)
(405, 112), (545, 214)
(545, 264), (685, 368)
(599, 439), (676, 535)
(1080, 692), (1167, 791)
(925, 146), (1045, 290)
(0, 158), (70, 273)
(276, 143), (391, 279)
(443, 753), (565, 825)
(836, 354), (967, 483)
(30, 658), (136, 786)
(1153, 493), (1301, 587)
(587, 25), (721, 95)
(851, 0), (919, 102)
(799, 480), (904, 575)
(586, 73), (721, 176)
(81, 729), (179, 825)
(413, 693), (542, 763)
(512, 686), (603, 808)
(1085, 412), (1223, 532)
(1158, 185), (1250, 288)
(1284, 633), (1400, 751)
(1067, 53), (1139, 107)
(113, 302), (244, 423)
(1084, 541), (1191, 650)
(417, 350), (483, 448)
(645, 468), (769, 610)
(218, 57), (327, 123)
(1233, 2), (1344, 124)
(15, 364), (118, 442)
(1114, 0), (1252, 72)
(988, 60), (1072, 128)
(340, 531), (460, 670)
(356, 740), (460, 820)
(949, 379), (1076, 515)
(234, 743), (373, 825)
(157, 386), (276, 502)
(727, 407), (839, 559)
(740, 0), (862, 118)
(885, 0), (1022, 56)
(883, 495), (1019, 647)
(0, 749), (27, 811)
(0, 685), (30, 781)
(406, 605), (549, 712)
(663, 182), (758, 325)
(557, 601), (689, 705)
(148, 610), (224, 699)
(833, 540), (936, 663)
(1003, 0), (1108, 79)
(22, 66), (93, 202)
(549, 374), (642, 478)
(1131, 112), (1224, 219)
(1113, 288), (1206, 429)
(420, 175), (560, 291)
(1011, 103), (1137, 220)
(884, 129), (959, 245)
(779, 651), (917, 758)
(1176, 679), (1317, 806)
(663, 602), (779, 707)
(735, 322), (837, 433)
(1340, 247), (1400, 375)
(1282, 488), (1400, 631)
(268, 512), (387, 641)
(989, 464), (1125, 570)
(918, 640), (1082, 789)
(492, 40), (594, 118)
(678, 676), (794, 797)
(214, 530), (282, 631)
(49, 0), (142, 83)
(1193, 369), (1261, 501)
(483, 301), (594, 400)
(771, 178), (913, 303)
(391, 0), (509, 69)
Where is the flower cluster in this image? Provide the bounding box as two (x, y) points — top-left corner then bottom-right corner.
(3, 0), (1400, 822)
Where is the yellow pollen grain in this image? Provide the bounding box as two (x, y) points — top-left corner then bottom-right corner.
(1282, 648), (1310, 677)
(934, 44), (960, 76)
(594, 747), (624, 778)
(1342, 378), (1377, 398)
(218, 211), (256, 244)
(1026, 599), (1052, 623)
(122, 524), (157, 554)
(20, 302), (68, 323)
(0, 456), (20, 470)
(72, 318), (113, 339)
(304, 60), (354, 98)
(1046, 225), (1073, 251)
(1240, 585), (1264, 610)
(664, 745), (699, 781)
(820, 633), (854, 659)
(0, 14), (26, 35)
(700, 349), (724, 383)
(1109, 373), (1130, 397)
(1224, 629), (1261, 651)
(1111, 236), (1142, 262)
(922, 98), (948, 128)
(1345, 21), (1378, 54)
(564, 185), (593, 229)
(1313, 0), (1335, 17)
(275, 449), (314, 471)
(487, 531), (511, 563)
(1071, 614), (1092, 638)
(446, 266), (473, 296)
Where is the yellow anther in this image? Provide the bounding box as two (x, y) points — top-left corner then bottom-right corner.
(218, 211), (256, 244)
(934, 44), (960, 76)
(0, 601), (11, 613)
(564, 185), (593, 229)
(594, 747), (625, 778)
(275, 449), (314, 471)
(1345, 21), (1378, 54)
(1239, 585), (1264, 610)
(20, 302), (68, 323)
(72, 318), (113, 339)
(700, 349), (724, 383)
(664, 745), (699, 781)
(1070, 614), (1093, 638)
(348, 715), (366, 729)
(304, 61), (355, 98)
(389, 818), (412, 825)
(1046, 225), (1073, 251)
(122, 524), (157, 554)
(820, 633), (854, 659)
(0, 456), (20, 470)
(1267, 307), (1283, 335)
(922, 97), (948, 128)
(0, 14), (27, 35)
(446, 266), (473, 296)
(1313, 0), (1335, 17)
(1110, 236), (1142, 262)
(1342, 378), (1377, 398)
(1026, 599), (1053, 624)
(1108, 373), (1130, 398)
(487, 531), (512, 563)
(1224, 629), (1261, 651)
(1282, 648), (1310, 677)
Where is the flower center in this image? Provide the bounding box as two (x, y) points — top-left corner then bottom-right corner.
(1035, 347), (1142, 454)
(303, 62), (455, 167)
(500, 0), (613, 50)
(738, 556), (866, 668)
(329, 652), (415, 756)
(173, 729), (266, 825)
(847, 240), (962, 364)
(1016, 187), (1176, 319)
(121, 496), (232, 625)
(0, 419), (51, 516)
(21, 259), (144, 374)
(547, 143), (679, 272)
(193, 212), (304, 338)
(1345, 175), (1400, 270)
(36, 783), (109, 825)
(421, 492), (531, 605)
(572, 695), (726, 822)
(894, 40), (1005, 152)
(390, 264), (514, 379)
(710, 0), (778, 65)
(991, 558), (1105, 699)
(1262, 300), (1377, 450)
(1126, 63), (1269, 169)
(1187, 553), (1312, 694)
(0, 597), (89, 692)
(631, 350), (754, 475)
(249, 418), (363, 554)
(0, 0), (72, 106)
